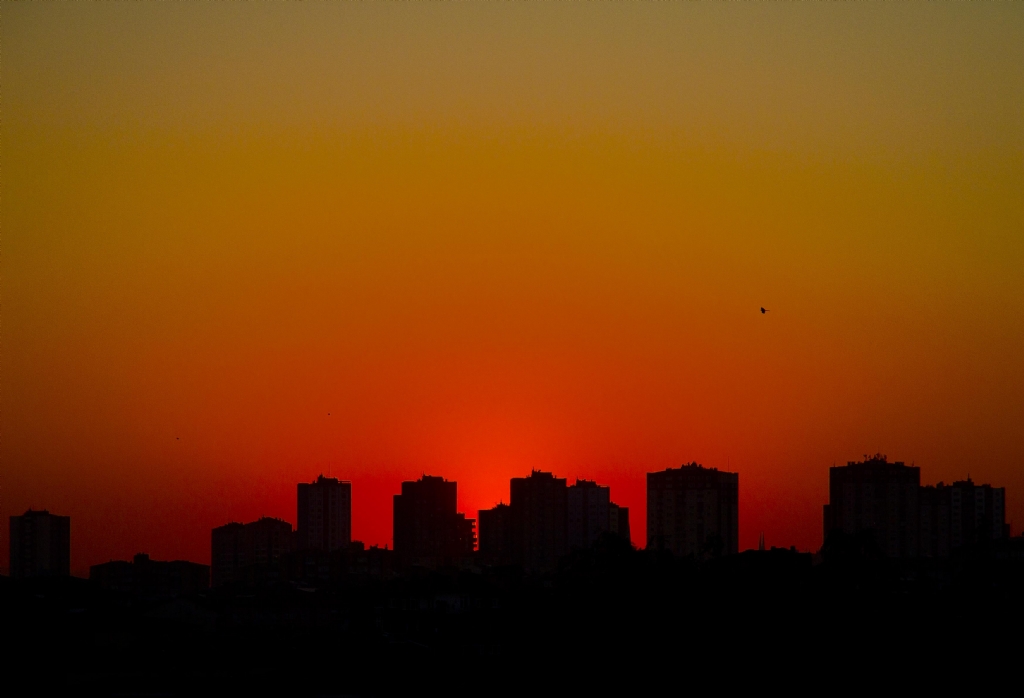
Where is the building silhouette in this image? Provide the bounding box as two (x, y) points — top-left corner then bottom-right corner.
(393, 475), (475, 568)
(90, 553), (209, 596)
(609, 502), (631, 544)
(477, 502), (512, 566)
(567, 479), (631, 551)
(647, 463), (739, 557)
(823, 455), (1008, 557)
(922, 478), (1007, 554)
(479, 471), (628, 571)
(823, 455), (920, 557)
(918, 483), (951, 558)
(568, 480), (609, 551)
(823, 455), (921, 557)
(283, 541), (396, 586)
(9, 509), (70, 578)
(510, 471), (568, 573)
(211, 517), (293, 587)
(297, 475), (352, 552)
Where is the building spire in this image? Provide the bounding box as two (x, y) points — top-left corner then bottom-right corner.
(758, 532), (765, 551)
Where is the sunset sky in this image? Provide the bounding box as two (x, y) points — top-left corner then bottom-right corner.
(3, 3), (1022, 574)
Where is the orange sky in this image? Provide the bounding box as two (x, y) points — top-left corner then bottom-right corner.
(2, 4), (1022, 574)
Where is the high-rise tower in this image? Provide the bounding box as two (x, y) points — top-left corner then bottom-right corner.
(647, 463), (739, 557)
(393, 475), (475, 568)
(9, 509), (71, 578)
(297, 475), (352, 552)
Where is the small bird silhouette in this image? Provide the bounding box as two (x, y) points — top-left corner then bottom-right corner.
(760, 307), (769, 314)
(176, 437), (180, 440)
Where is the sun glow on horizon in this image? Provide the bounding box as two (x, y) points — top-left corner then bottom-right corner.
(2, 2), (1021, 574)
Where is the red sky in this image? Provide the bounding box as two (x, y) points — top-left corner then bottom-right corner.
(2, 4), (1022, 574)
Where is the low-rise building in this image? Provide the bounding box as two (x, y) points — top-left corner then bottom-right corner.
(90, 553), (209, 596)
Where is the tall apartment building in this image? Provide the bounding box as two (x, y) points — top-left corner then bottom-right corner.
(567, 479), (631, 551)
(477, 502), (512, 566)
(609, 502), (631, 544)
(918, 484), (952, 558)
(510, 471), (568, 573)
(918, 479), (1006, 557)
(824, 457), (1008, 558)
(297, 475), (352, 552)
(568, 480), (610, 551)
(647, 463), (739, 557)
(479, 471), (629, 570)
(822, 456), (921, 557)
(393, 475), (475, 568)
(9, 509), (71, 578)
(211, 517), (293, 587)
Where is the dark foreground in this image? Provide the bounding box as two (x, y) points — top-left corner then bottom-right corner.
(5, 541), (1023, 696)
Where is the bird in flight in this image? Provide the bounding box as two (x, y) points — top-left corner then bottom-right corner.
(760, 307), (769, 314)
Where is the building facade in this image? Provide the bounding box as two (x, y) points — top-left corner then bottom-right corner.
(9, 509), (71, 578)
(567, 479), (631, 550)
(297, 475), (352, 552)
(823, 456), (921, 558)
(477, 502), (512, 566)
(918, 484), (952, 558)
(211, 517), (293, 587)
(823, 456), (1008, 557)
(919, 479), (1007, 557)
(480, 471), (629, 570)
(393, 475), (475, 568)
(609, 502), (631, 544)
(647, 463), (739, 557)
(510, 471), (568, 573)
(568, 480), (610, 551)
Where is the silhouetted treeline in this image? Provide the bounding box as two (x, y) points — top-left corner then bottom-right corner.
(5, 534), (1024, 695)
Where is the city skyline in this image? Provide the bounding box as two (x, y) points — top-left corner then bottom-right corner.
(8, 456), (1013, 577)
(3, 3), (1021, 578)
(3, 4), (1021, 691)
